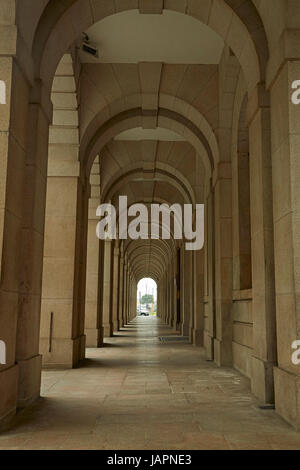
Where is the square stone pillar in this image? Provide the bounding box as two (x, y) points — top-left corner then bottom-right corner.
(16, 97), (51, 407)
(247, 85), (276, 405)
(84, 159), (102, 347)
(213, 163), (233, 366)
(40, 173), (88, 368)
(173, 273), (178, 330)
(169, 265), (176, 328)
(123, 260), (128, 326)
(112, 245), (120, 331)
(127, 269), (132, 323)
(270, 61), (300, 428)
(127, 271), (131, 323)
(129, 277), (137, 322)
(165, 272), (170, 325)
(118, 252), (125, 327)
(203, 187), (215, 359)
(102, 240), (113, 337)
(192, 249), (205, 346)
(85, 219), (102, 347)
(0, 55), (29, 424)
(181, 249), (192, 337)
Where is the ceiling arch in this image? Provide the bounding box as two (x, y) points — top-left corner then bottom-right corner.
(126, 239), (175, 281)
(102, 166), (195, 206)
(82, 108), (215, 178)
(32, 0), (268, 93)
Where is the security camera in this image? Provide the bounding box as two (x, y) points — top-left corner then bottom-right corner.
(81, 33), (99, 58)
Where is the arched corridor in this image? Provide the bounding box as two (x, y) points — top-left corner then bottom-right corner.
(2, 317), (300, 450)
(0, 1), (300, 450)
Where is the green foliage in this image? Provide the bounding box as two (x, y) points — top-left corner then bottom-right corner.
(141, 294), (153, 305)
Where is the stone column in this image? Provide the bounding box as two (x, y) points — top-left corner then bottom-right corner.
(165, 273), (170, 325)
(75, 180), (89, 363)
(130, 278), (137, 321)
(175, 248), (181, 331)
(232, 121), (252, 291)
(246, 85), (277, 404)
(127, 269), (132, 322)
(189, 258), (195, 342)
(85, 222), (101, 347)
(270, 60), (300, 428)
(123, 260), (128, 326)
(118, 250), (125, 327)
(169, 270), (175, 327)
(16, 92), (51, 408)
(84, 159), (102, 347)
(0, 47), (33, 422)
(167, 276), (170, 323)
(126, 270), (131, 323)
(157, 285), (160, 319)
(172, 263), (178, 330)
(112, 245), (120, 332)
(40, 54), (88, 368)
(102, 240), (113, 337)
(179, 251), (184, 332)
(40, 172), (88, 368)
(213, 163), (233, 366)
(181, 250), (192, 336)
(192, 249), (205, 346)
(203, 186), (215, 360)
(161, 274), (166, 324)
(128, 269), (132, 323)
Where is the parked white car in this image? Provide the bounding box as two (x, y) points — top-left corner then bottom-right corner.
(140, 306), (149, 316)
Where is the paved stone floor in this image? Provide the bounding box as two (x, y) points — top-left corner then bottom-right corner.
(1, 316), (300, 450)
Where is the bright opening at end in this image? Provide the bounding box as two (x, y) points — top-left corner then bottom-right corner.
(137, 278), (157, 317)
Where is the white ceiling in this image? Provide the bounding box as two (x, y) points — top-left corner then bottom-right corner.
(80, 10), (224, 64)
(114, 127), (186, 142)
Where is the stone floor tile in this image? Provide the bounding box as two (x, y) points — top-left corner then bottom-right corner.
(1, 317), (299, 450)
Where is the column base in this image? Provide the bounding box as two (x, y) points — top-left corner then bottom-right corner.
(181, 323), (189, 336)
(192, 328), (204, 347)
(251, 355), (275, 404)
(0, 365), (18, 429)
(214, 338), (232, 366)
(17, 355), (42, 408)
(41, 335), (85, 369)
(274, 367), (300, 430)
(113, 320), (120, 332)
(85, 328), (103, 348)
(204, 331), (214, 360)
(189, 326), (194, 343)
(103, 323), (113, 338)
